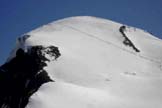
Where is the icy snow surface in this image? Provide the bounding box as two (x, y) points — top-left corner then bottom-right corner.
(11, 16), (162, 108)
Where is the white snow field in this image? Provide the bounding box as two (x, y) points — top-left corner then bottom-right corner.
(13, 16), (162, 108)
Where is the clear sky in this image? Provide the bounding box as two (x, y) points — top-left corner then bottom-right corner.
(0, 0), (162, 65)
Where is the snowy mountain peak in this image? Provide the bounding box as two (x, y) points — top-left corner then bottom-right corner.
(1, 16), (162, 108)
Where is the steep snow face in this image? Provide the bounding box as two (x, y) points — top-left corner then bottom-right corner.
(9, 16), (162, 108)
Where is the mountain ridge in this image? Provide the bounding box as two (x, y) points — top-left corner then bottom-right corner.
(1, 16), (162, 108)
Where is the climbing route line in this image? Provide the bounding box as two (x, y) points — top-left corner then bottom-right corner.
(62, 24), (162, 65)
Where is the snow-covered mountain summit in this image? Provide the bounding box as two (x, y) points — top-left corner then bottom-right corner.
(1, 16), (162, 108)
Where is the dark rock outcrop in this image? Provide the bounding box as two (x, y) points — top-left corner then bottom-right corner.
(119, 26), (140, 52)
(0, 45), (61, 108)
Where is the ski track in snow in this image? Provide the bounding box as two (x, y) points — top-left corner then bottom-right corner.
(62, 24), (162, 65)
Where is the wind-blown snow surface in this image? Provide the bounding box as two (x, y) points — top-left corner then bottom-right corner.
(11, 16), (162, 108)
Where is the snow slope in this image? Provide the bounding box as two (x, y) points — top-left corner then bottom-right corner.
(11, 16), (162, 108)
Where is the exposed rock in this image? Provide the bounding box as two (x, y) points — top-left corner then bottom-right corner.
(0, 45), (61, 108)
(119, 25), (140, 52)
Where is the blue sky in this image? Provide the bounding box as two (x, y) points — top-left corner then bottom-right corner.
(0, 0), (162, 64)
